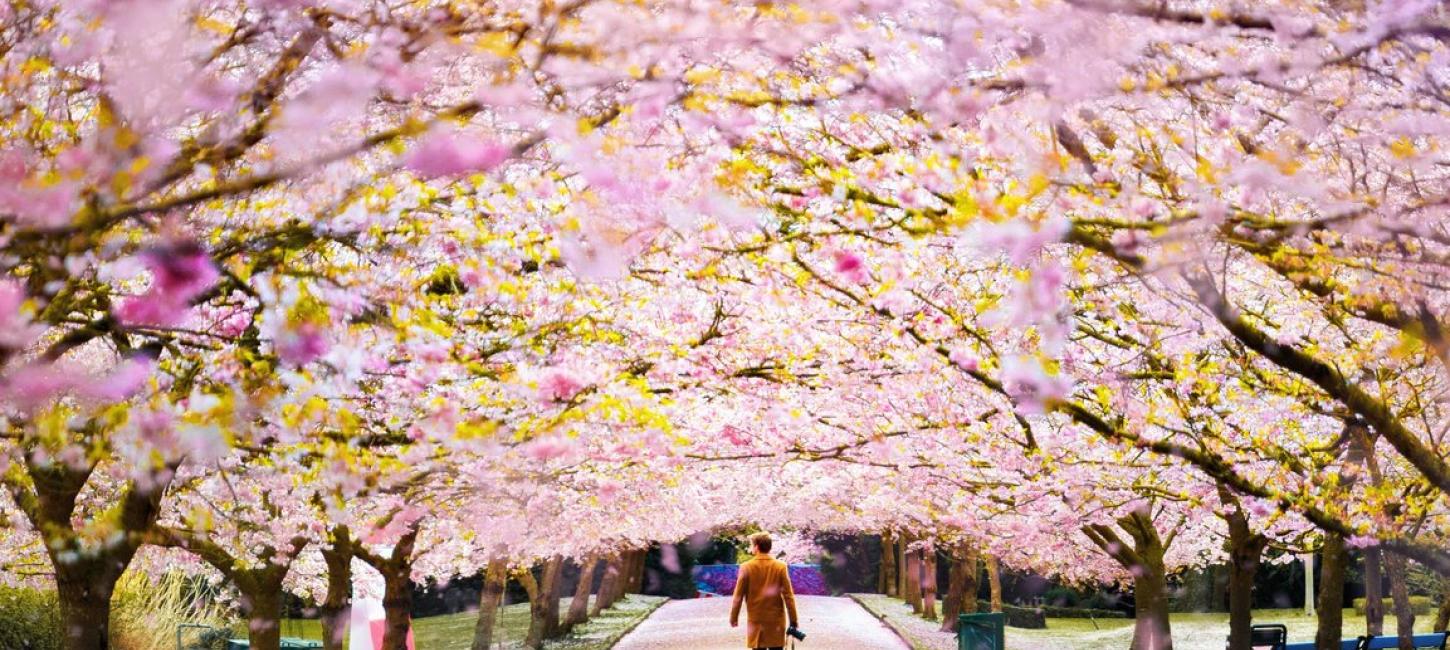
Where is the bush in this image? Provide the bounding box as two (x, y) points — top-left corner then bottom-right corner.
(974, 600), (1046, 629)
(1352, 596), (1435, 616)
(0, 585), (62, 650)
(1036, 604), (1128, 619)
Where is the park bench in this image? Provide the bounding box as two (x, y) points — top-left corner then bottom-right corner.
(1242, 624), (1447, 650)
(1280, 632), (1448, 650)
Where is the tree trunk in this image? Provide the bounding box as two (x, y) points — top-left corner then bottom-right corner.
(470, 558), (509, 650)
(1130, 543), (1171, 650)
(922, 545), (939, 621)
(940, 544), (979, 633)
(1387, 553), (1415, 648)
(881, 532), (897, 596)
(897, 535), (909, 600)
(1083, 512), (1173, 650)
(525, 556), (566, 648)
(1222, 485), (1268, 650)
(14, 459), (165, 650)
(627, 548), (647, 594)
(53, 566), (117, 650)
(986, 554), (1003, 613)
(1434, 578), (1450, 632)
(564, 555), (600, 631)
(240, 587), (284, 650)
(1366, 547), (1386, 636)
(1316, 535), (1349, 650)
(592, 555), (620, 616)
(320, 527), (353, 650)
(381, 568), (415, 650)
(356, 527), (419, 650)
(904, 540), (923, 614)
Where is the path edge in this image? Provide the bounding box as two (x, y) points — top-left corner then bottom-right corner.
(847, 593), (936, 650)
(603, 595), (670, 649)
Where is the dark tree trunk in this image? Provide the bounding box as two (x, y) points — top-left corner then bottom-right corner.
(53, 566), (117, 650)
(564, 555), (600, 631)
(12, 459), (166, 650)
(627, 549), (647, 594)
(1083, 511), (1173, 650)
(897, 535), (908, 600)
(881, 532), (897, 596)
(592, 555), (621, 616)
(525, 556), (566, 648)
(241, 587), (284, 650)
(381, 569), (415, 650)
(986, 554), (1003, 613)
(940, 544), (979, 633)
(904, 539), (923, 614)
(319, 527), (353, 650)
(1317, 535), (1349, 650)
(922, 545), (939, 621)
(1365, 548), (1385, 636)
(1130, 545), (1171, 650)
(1222, 485), (1268, 650)
(471, 558), (509, 650)
(1435, 578), (1450, 632)
(355, 527), (419, 650)
(1387, 554), (1415, 648)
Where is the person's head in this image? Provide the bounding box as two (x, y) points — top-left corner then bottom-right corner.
(749, 532), (773, 555)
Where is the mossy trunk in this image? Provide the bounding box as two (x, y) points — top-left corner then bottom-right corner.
(904, 540), (923, 613)
(592, 555), (620, 616)
(564, 555), (600, 630)
(1434, 578), (1450, 632)
(922, 546), (939, 621)
(1084, 512), (1173, 650)
(1365, 548), (1385, 636)
(881, 532), (897, 596)
(940, 544), (979, 633)
(1387, 554), (1415, 649)
(470, 558), (509, 650)
(986, 554), (1003, 613)
(897, 536), (908, 599)
(1316, 535), (1349, 650)
(1222, 487), (1268, 650)
(54, 564), (117, 650)
(241, 587), (284, 650)
(525, 556), (565, 648)
(1129, 544), (1171, 650)
(319, 528), (352, 650)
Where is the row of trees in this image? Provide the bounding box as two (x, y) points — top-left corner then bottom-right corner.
(3, 1), (1450, 650)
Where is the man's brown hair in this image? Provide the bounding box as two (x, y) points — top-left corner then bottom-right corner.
(750, 532), (773, 554)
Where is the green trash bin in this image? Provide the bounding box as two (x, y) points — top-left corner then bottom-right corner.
(958, 612), (1006, 650)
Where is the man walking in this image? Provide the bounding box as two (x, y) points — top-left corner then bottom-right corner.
(730, 533), (801, 650)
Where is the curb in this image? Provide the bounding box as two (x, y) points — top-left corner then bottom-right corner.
(847, 594), (938, 650)
(603, 596), (669, 649)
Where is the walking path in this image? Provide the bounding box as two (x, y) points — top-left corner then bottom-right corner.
(612, 594), (911, 650)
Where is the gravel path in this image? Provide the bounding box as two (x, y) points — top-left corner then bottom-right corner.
(612, 595), (911, 650)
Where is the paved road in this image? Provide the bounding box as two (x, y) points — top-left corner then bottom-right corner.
(613, 595), (910, 650)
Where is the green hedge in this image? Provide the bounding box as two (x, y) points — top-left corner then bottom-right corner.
(973, 600), (1046, 629)
(0, 586), (62, 650)
(1353, 596), (1435, 616)
(1036, 604), (1128, 619)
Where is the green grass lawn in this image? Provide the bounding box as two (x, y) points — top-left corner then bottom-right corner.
(243, 595), (664, 650)
(853, 593), (1425, 650)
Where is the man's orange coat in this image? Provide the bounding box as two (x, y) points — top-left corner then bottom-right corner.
(729, 553), (800, 648)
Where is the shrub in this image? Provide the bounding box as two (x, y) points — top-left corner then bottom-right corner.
(1036, 605), (1128, 619)
(1352, 596), (1434, 616)
(973, 600), (1046, 629)
(0, 585), (62, 650)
